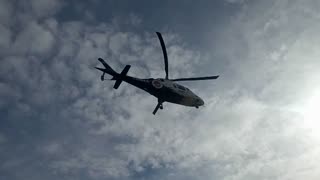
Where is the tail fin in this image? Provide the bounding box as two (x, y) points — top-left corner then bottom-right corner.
(95, 58), (131, 89)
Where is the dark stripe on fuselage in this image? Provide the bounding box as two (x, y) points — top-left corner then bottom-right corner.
(119, 76), (184, 104)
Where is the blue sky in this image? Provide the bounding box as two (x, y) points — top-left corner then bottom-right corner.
(1, 0), (320, 179)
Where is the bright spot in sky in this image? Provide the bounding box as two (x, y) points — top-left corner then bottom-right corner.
(301, 90), (320, 140)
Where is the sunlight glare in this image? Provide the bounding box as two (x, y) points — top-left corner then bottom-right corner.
(301, 91), (320, 140)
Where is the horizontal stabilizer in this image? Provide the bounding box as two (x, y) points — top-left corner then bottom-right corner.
(120, 65), (131, 76)
(113, 65), (131, 89)
(113, 79), (122, 89)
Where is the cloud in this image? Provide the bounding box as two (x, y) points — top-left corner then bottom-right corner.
(225, 0), (246, 4)
(27, 0), (64, 18)
(0, 0), (13, 25)
(1, 0), (320, 180)
(12, 21), (56, 56)
(0, 133), (7, 144)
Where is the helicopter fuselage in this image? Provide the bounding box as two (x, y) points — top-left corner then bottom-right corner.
(118, 75), (204, 107)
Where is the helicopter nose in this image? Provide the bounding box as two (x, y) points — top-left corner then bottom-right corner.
(199, 98), (204, 106)
(195, 98), (204, 106)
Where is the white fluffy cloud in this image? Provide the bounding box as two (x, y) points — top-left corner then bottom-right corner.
(12, 21), (56, 56)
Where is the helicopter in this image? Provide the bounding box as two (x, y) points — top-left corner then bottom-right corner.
(95, 32), (219, 115)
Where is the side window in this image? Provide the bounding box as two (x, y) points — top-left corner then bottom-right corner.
(177, 84), (186, 91)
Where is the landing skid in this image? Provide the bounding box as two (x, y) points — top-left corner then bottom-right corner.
(153, 100), (163, 115)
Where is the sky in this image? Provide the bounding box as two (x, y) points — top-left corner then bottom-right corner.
(1, 0), (320, 179)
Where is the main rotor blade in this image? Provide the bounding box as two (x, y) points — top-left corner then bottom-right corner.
(170, 75), (219, 81)
(156, 32), (169, 79)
